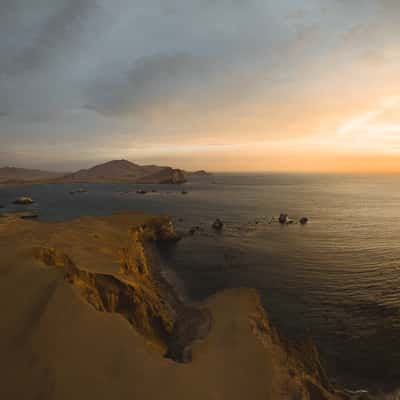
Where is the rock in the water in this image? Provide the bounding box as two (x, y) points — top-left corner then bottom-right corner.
(278, 213), (288, 224)
(300, 217), (309, 225)
(181, 190), (188, 195)
(13, 196), (34, 205)
(70, 188), (87, 195)
(189, 226), (201, 235)
(136, 189), (147, 194)
(19, 212), (39, 220)
(212, 218), (224, 230)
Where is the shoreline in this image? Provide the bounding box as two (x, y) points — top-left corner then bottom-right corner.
(0, 211), (370, 399)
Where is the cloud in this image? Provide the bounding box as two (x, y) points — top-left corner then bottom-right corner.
(1, 0), (400, 169)
(0, 0), (99, 77)
(85, 52), (205, 116)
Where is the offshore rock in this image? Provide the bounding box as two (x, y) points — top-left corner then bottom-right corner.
(13, 196), (34, 204)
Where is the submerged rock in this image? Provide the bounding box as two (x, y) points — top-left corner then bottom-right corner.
(212, 218), (224, 230)
(69, 188), (87, 195)
(136, 189), (147, 194)
(188, 226), (202, 235)
(19, 212), (39, 220)
(13, 196), (34, 205)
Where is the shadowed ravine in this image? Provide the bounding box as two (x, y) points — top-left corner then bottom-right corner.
(34, 243), (211, 362)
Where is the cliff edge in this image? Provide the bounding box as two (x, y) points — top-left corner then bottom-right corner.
(0, 212), (363, 399)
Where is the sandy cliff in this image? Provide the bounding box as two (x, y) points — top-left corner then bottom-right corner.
(0, 212), (361, 400)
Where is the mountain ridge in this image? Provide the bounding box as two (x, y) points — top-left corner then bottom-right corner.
(0, 159), (211, 184)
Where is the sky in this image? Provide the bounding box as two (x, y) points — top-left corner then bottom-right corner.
(0, 0), (399, 172)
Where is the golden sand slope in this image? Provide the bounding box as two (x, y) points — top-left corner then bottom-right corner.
(0, 212), (358, 400)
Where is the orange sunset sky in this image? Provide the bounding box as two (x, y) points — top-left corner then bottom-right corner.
(1, 0), (399, 172)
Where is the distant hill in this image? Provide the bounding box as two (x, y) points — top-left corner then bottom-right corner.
(0, 161), (214, 185)
(185, 170), (213, 178)
(0, 167), (63, 184)
(56, 160), (186, 184)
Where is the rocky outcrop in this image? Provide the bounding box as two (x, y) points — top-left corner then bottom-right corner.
(13, 196), (34, 204)
(140, 217), (182, 242)
(279, 213), (289, 224)
(212, 218), (224, 230)
(35, 246), (176, 351)
(33, 217), (196, 357)
(69, 188), (87, 195)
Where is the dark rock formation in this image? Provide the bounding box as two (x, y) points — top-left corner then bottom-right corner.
(141, 217), (182, 242)
(69, 188), (87, 195)
(165, 307), (212, 363)
(13, 196), (34, 204)
(212, 218), (224, 230)
(189, 226), (202, 235)
(278, 213), (289, 224)
(300, 217), (309, 225)
(19, 212), (39, 220)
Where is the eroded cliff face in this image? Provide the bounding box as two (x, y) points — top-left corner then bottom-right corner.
(34, 246), (175, 351)
(0, 212), (370, 400)
(32, 217), (206, 358)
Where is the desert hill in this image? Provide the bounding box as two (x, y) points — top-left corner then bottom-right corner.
(56, 159), (186, 184)
(0, 160), (195, 184)
(0, 167), (63, 184)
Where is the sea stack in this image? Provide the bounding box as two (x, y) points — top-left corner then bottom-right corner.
(278, 213), (289, 224)
(212, 218), (224, 230)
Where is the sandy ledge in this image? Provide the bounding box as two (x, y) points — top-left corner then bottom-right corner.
(0, 212), (367, 399)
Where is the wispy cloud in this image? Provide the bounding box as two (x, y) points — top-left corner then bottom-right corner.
(337, 96), (400, 136)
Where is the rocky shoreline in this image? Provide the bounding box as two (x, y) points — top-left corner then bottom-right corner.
(0, 212), (371, 399)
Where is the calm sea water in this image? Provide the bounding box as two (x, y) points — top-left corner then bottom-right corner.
(1, 173), (400, 391)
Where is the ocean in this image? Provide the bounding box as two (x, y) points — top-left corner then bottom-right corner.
(2, 173), (400, 392)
